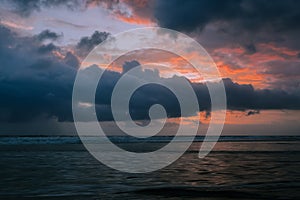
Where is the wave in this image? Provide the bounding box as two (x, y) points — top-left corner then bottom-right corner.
(116, 185), (274, 199)
(0, 135), (299, 145)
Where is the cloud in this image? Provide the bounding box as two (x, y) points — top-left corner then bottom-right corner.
(4, 0), (155, 25)
(262, 61), (300, 78)
(0, 26), (77, 122)
(79, 66), (300, 122)
(243, 43), (257, 55)
(76, 31), (110, 57)
(0, 25), (299, 123)
(261, 60), (300, 94)
(152, 0), (300, 62)
(63, 52), (80, 68)
(153, 0), (300, 33)
(47, 19), (88, 29)
(223, 78), (300, 110)
(122, 60), (140, 73)
(106, 0), (155, 25)
(0, 19), (33, 30)
(37, 43), (58, 54)
(36, 29), (62, 41)
(6, 0), (85, 16)
(246, 110), (260, 116)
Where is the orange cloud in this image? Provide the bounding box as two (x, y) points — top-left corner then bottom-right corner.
(80, 40), (298, 90)
(52, 50), (64, 59)
(259, 43), (299, 57)
(210, 42), (300, 89)
(114, 13), (153, 25)
(0, 20), (33, 30)
(97, 0), (155, 25)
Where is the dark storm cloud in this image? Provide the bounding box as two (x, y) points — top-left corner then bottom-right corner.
(0, 26), (300, 123)
(153, 0), (300, 33)
(193, 78), (300, 111)
(243, 43), (257, 55)
(63, 52), (80, 68)
(122, 60), (140, 73)
(246, 110), (260, 116)
(76, 31), (110, 57)
(36, 30), (62, 41)
(223, 78), (300, 110)
(0, 26), (77, 122)
(79, 63), (300, 122)
(93, 62), (182, 121)
(37, 43), (58, 54)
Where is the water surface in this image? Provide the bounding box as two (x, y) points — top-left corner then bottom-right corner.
(0, 136), (299, 199)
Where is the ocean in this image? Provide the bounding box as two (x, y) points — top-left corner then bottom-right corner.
(0, 136), (300, 199)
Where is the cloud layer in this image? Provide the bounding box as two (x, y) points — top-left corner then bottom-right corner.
(0, 25), (299, 123)
(154, 0), (300, 33)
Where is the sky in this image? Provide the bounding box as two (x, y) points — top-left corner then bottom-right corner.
(0, 0), (299, 135)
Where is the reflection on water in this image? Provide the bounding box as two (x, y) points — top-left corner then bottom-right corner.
(0, 141), (300, 199)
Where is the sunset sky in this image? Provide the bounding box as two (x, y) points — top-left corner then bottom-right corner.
(0, 0), (299, 135)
